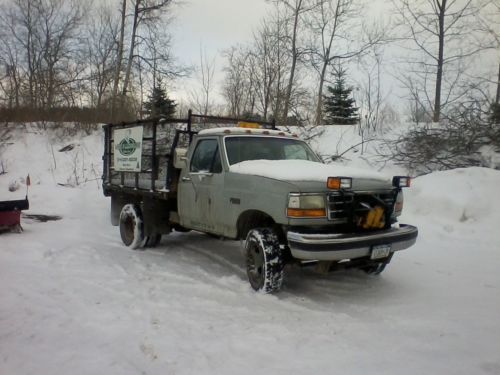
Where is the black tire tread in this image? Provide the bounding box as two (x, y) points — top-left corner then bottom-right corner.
(245, 228), (284, 293)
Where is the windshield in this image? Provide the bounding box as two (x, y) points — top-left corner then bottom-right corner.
(225, 136), (321, 165)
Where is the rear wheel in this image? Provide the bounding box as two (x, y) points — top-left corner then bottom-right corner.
(119, 204), (145, 250)
(245, 228), (284, 293)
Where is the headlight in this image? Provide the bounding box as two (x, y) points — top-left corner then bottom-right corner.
(287, 194), (326, 218)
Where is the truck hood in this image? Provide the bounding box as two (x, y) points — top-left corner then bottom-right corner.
(229, 160), (393, 191)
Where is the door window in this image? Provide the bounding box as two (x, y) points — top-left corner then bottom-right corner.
(190, 139), (222, 173)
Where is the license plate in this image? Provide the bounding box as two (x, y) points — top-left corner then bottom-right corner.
(371, 244), (391, 260)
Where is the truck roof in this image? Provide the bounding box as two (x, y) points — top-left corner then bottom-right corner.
(198, 127), (298, 138)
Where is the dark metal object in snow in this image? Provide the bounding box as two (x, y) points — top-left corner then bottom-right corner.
(0, 198), (29, 233)
(58, 144), (75, 152)
(22, 213), (62, 222)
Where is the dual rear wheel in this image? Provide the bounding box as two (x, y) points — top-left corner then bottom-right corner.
(119, 204), (161, 250)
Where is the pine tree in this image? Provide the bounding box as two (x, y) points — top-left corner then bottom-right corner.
(144, 79), (176, 118)
(323, 66), (359, 125)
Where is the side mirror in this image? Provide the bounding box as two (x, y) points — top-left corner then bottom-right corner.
(174, 147), (188, 169)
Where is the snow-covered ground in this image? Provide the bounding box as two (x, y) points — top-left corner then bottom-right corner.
(1, 124), (499, 375)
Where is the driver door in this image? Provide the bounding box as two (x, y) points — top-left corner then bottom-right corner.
(178, 138), (223, 233)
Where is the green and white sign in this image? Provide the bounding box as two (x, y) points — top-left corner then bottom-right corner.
(113, 126), (143, 172)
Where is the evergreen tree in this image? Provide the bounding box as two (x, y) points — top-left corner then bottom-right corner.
(144, 78), (176, 118)
(323, 66), (359, 125)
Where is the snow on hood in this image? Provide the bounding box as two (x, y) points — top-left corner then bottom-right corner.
(229, 160), (391, 182)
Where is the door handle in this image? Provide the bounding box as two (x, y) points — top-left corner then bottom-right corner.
(181, 176), (191, 182)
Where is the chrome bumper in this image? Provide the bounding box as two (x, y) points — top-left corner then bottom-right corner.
(287, 224), (418, 261)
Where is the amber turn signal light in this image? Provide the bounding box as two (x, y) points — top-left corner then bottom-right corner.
(287, 208), (326, 218)
(327, 177), (352, 190)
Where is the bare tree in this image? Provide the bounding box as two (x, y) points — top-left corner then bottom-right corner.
(85, 5), (119, 109)
(357, 46), (385, 135)
(393, 0), (495, 122)
(39, 0), (85, 107)
(110, 0), (127, 119)
(189, 48), (216, 116)
(0, 0), (186, 123)
(0, 0), (85, 109)
(222, 9), (315, 122)
(222, 46), (251, 116)
(253, 13), (298, 121)
(121, 0), (173, 98)
(110, 0), (184, 120)
(476, 0), (500, 107)
(0, 0), (39, 107)
(308, 0), (386, 125)
(0, 35), (22, 108)
(270, 0), (316, 124)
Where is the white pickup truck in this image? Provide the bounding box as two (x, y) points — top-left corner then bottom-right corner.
(103, 112), (418, 293)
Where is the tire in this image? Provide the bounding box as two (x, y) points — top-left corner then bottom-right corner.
(142, 234), (162, 248)
(245, 228), (284, 293)
(119, 204), (145, 250)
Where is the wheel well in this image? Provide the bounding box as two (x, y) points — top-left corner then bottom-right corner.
(237, 210), (284, 241)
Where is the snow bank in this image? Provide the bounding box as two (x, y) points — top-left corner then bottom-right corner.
(0, 123), (103, 215)
(229, 159), (390, 182)
(402, 167), (500, 229)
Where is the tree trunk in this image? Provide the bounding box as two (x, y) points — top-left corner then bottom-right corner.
(26, 1), (35, 108)
(315, 60), (328, 125)
(433, 0), (446, 123)
(313, 1), (341, 125)
(111, 0), (126, 120)
(282, 0), (302, 126)
(122, 0), (140, 98)
(496, 62), (500, 105)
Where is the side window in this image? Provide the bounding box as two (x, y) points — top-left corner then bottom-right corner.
(190, 139), (222, 173)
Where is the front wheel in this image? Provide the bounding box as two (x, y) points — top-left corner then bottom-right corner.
(245, 228), (284, 293)
(119, 204), (145, 250)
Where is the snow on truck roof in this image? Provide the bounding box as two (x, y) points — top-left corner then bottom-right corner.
(198, 127), (297, 137)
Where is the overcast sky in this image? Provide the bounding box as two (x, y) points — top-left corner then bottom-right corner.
(169, 0), (272, 101)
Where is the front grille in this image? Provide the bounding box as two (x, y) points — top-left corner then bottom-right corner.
(327, 191), (397, 227)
